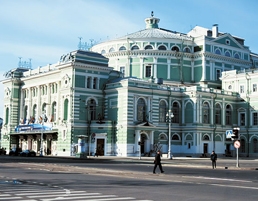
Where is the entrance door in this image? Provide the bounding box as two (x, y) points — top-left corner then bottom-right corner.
(96, 139), (105, 156)
(203, 143), (208, 157)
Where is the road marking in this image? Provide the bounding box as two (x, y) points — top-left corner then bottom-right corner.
(211, 183), (258, 190)
(183, 176), (252, 183)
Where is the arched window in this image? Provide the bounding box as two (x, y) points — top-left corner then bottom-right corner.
(215, 49), (221, 55)
(203, 102), (210, 124)
(109, 47), (115, 53)
(5, 107), (9, 125)
(225, 105), (232, 125)
(172, 102), (179, 123)
(42, 103), (47, 115)
(119, 46), (126, 51)
(101, 50), (106, 54)
(225, 51), (231, 57)
(33, 104), (37, 119)
(158, 45), (167, 50)
(145, 45), (153, 50)
(171, 46), (179, 52)
(137, 98), (146, 122)
(234, 53), (240, 59)
(87, 99), (96, 120)
(172, 134), (180, 140)
(183, 47), (191, 53)
(215, 104), (221, 124)
(131, 45), (139, 50)
(203, 135), (210, 141)
(185, 102), (193, 123)
(63, 99), (69, 121)
(159, 100), (167, 122)
(51, 102), (57, 122)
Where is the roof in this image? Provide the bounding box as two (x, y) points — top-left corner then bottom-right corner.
(117, 28), (192, 41)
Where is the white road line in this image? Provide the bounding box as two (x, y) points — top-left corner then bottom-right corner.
(42, 195), (118, 201)
(183, 176), (252, 183)
(29, 193), (100, 198)
(16, 191), (85, 196)
(211, 183), (258, 190)
(0, 197), (22, 200)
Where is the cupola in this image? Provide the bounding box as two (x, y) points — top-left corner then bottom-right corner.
(145, 11), (160, 29)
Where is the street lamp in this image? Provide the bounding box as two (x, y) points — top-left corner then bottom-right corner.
(166, 110), (174, 159)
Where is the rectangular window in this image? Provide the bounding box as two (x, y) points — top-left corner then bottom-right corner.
(253, 84), (257, 92)
(145, 66), (151, 77)
(253, 113), (258, 125)
(120, 66), (125, 76)
(216, 69), (221, 80)
(240, 113), (245, 126)
(240, 85), (244, 93)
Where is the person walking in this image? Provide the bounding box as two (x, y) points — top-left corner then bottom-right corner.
(210, 151), (217, 169)
(153, 151), (164, 174)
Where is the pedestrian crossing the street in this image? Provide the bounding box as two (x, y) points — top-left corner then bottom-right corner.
(0, 181), (152, 201)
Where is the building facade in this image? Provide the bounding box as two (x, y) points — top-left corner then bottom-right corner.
(1, 14), (258, 157)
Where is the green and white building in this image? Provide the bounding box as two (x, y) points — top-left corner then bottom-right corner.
(1, 14), (258, 157)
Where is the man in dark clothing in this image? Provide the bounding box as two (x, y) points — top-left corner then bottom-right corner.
(153, 151), (164, 174)
(210, 151), (217, 169)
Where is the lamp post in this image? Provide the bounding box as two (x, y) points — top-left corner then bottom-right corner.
(166, 110), (174, 159)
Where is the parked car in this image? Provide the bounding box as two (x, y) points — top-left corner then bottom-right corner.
(19, 150), (36, 157)
(9, 147), (22, 156)
(0, 148), (6, 155)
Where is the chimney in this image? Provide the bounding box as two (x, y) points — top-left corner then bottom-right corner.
(212, 24), (218, 38)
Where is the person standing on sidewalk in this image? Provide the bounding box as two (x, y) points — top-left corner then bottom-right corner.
(153, 151), (164, 174)
(210, 151), (217, 169)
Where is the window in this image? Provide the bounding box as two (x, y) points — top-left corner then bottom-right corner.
(5, 107), (9, 125)
(87, 99), (96, 120)
(159, 100), (167, 122)
(119, 46), (126, 51)
(120, 66), (125, 76)
(145, 66), (151, 77)
(240, 85), (244, 93)
(93, 78), (97, 89)
(225, 105), (232, 125)
(63, 99), (69, 121)
(42, 103), (47, 115)
(137, 98), (146, 122)
(234, 53), (240, 59)
(131, 45), (139, 50)
(228, 85), (232, 90)
(216, 69), (221, 80)
(109, 47), (115, 53)
(51, 102), (57, 122)
(253, 112), (258, 125)
(171, 46), (179, 52)
(203, 102), (210, 124)
(215, 49), (221, 55)
(225, 51), (231, 57)
(145, 45), (153, 50)
(33, 104), (37, 119)
(240, 113), (245, 126)
(172, 102), (179, 123)
(253, 84), (257, 92)
(87, 77), (91, 88)
(203, 135), (210, 140)
(215, 104), (221, 124)
(172, 134), (179, 140)
(158, 45), (167, 50)
(225, 39), (230, 45)
(101, 50), (106, 54)
(183, 47), (191, 53)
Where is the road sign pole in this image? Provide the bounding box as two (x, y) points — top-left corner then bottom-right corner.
(236, 147), (239, 168)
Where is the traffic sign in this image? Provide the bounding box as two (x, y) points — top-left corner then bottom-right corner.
(234, 140), (240, 149)
(226, 130), (232, 138)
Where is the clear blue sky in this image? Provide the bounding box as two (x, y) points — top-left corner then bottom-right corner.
(0, 0), (258, 117)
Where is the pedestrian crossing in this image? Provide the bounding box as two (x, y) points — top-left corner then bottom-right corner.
(0, 181), (152, 201)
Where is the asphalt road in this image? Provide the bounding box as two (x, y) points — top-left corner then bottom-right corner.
(0, 155), (258, 201)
